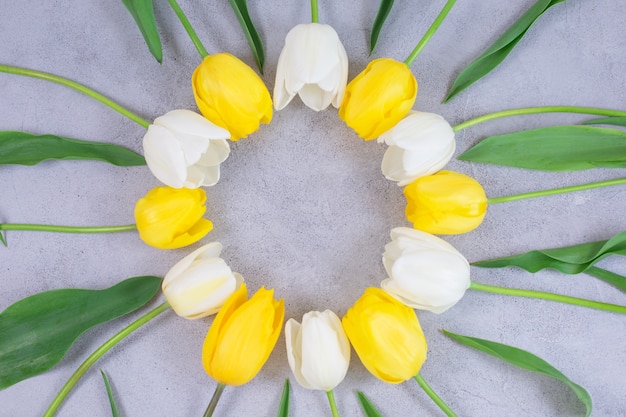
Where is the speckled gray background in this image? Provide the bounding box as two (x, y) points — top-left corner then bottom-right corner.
(1, 1), (625, 416)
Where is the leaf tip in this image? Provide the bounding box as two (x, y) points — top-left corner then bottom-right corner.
(0, 231), (7, 247)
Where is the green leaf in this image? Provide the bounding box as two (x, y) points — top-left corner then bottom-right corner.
(584, 267), (626, 293)
(583, 116), (626, 127)
(0, 131), (146, 166)
(228, 0), (265, 73)
(0, 276), (162, 389)
(101, 370), (121, 417)
(277, 379), (290, 417)
(357, 391), (383, 417)
(121, 0), (163, 64)
(473, 230), (626, 275)
(369, 0), (394, 55)
(444, 0), (567, 102)
(458, 125), (626, 171)
(443, 330), (592, 417)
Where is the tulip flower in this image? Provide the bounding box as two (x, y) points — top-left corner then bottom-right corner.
(161, 242), (243, 319)
(381, 227), (470, 313)
(338, 58), (417, 141)
(342, 287), (427, 384)
(142, 109), (230, 189)
(134, 186), (212, 249)
(202, 283), (284, 386)
(286, 310), (350, 391)
(273, 23), (348, 111)
(404, 170), (488, 235)
(378, 111), (455, 186)
(192, 53), (273, 141)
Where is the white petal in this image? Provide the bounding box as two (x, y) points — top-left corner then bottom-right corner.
(273, 45), (296, 110)
(381, 145), (408, 183)
(298, 83), (336, 111)
(331, 40), (349, 109)
(163, 242), (223, 288)
(156, 109), (230, 140)
(142, 125), (187, 188)
(285, 319), (315, 390)
(197, 139), (231, 167)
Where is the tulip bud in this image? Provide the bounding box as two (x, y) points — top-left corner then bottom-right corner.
(192, 53), (273, 141)
(285, 310), (350, 391)
(381, 228), (470, 313)
(274, 23), (349, 111)
(162, 242), (243, 319)
(404, 170), (488, 234)
(202, 283), (284, 386)
(134, 186), (212, 249)
(378, 111), (455, 186)
(142, 109), (230, 189)
(339, 58), (417, 141)
(342, 287), (427, 384)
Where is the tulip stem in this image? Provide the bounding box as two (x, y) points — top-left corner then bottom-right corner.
(404, 0), (456, 67)
(0, 64), (150, 128)
(470, 280), (626, 314)
(203, 383), (226, 417)
(167, 0), (209, 58)
(413, 374), (458, 417)
(43, 301), (171, 417)
(486, 177), (626, 204)
(0, 224), (137, 247)
(326, 390), (340, 417)
(453, 106), (626, 132)
(310, 0), (319, 23)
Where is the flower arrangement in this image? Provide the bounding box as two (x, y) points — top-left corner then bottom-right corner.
(1, 1), (626, 416)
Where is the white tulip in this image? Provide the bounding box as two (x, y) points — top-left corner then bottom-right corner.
(378, 111), (455, 186)
(143, 109), (231, 189)
(162, 242), (243, 319)
(274, 23), (349, 111)
(381, 227), (470, 313)
(285, 310), (350, 391)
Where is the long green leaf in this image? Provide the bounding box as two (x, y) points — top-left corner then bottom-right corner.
(121, 0), (163, 63)
(444, 0), (567, 102)
(0, 276), (162, 389)
(582, 267), (626, 293)
(0, 131), (145, 166)
(277, 379), (290, 417)
(443, 330), (592, 417)
(458, 125), (626, 171)
(472, 230), (626, 274)
(101, 370), (121, 417)
(228, 0), (265, 73)
(357, 391), (383, 417)
(369, 0), (394, 55)
(583, 116), (626, 127)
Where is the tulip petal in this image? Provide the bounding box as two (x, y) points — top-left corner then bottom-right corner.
(285, 318), (314, 390)
(142, 125), (187, 188)
(163, 242), (223, 288)
(273, 46), (296, 111)
(197, 139), (231, 167)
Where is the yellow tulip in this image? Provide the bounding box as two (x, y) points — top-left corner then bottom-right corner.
(342, 287), (427, 384)
(192, 53), (273, 141)
(338, 58), (417, 141)
(404, 170), (488, 234)
(134, 186), (212, 249)
(202, 283), (284, 386)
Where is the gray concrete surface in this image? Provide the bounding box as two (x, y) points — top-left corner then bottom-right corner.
(1, 1), (625, 416)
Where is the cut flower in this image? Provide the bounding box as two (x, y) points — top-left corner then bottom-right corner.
(285, 310), (350, 391)
(143, 109), (230, 188)
(381, 227), (470, 313)
(162, 242), (243, 319)
(192, 53), (273, 141)
(379, 111), (455, 185)
(134, 186), (212, 249)
(273, 23), (348, 111)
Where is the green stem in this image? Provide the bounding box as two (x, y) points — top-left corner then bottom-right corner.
(413, 374), (457, 417)
(0, 64), (150, 128)
(43, 302), (171, 417)
(203, 383), (227, 417)
(470, 280), (626, 314)
(453, 106), (626, 132)
(326, 390), (340, 417)
(311, 0), (319, 23)
(167, 0), (209, 58)
(404, 0), (456, 67)
(0, 224), (137, 246)
(487, 177), (626, 204)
